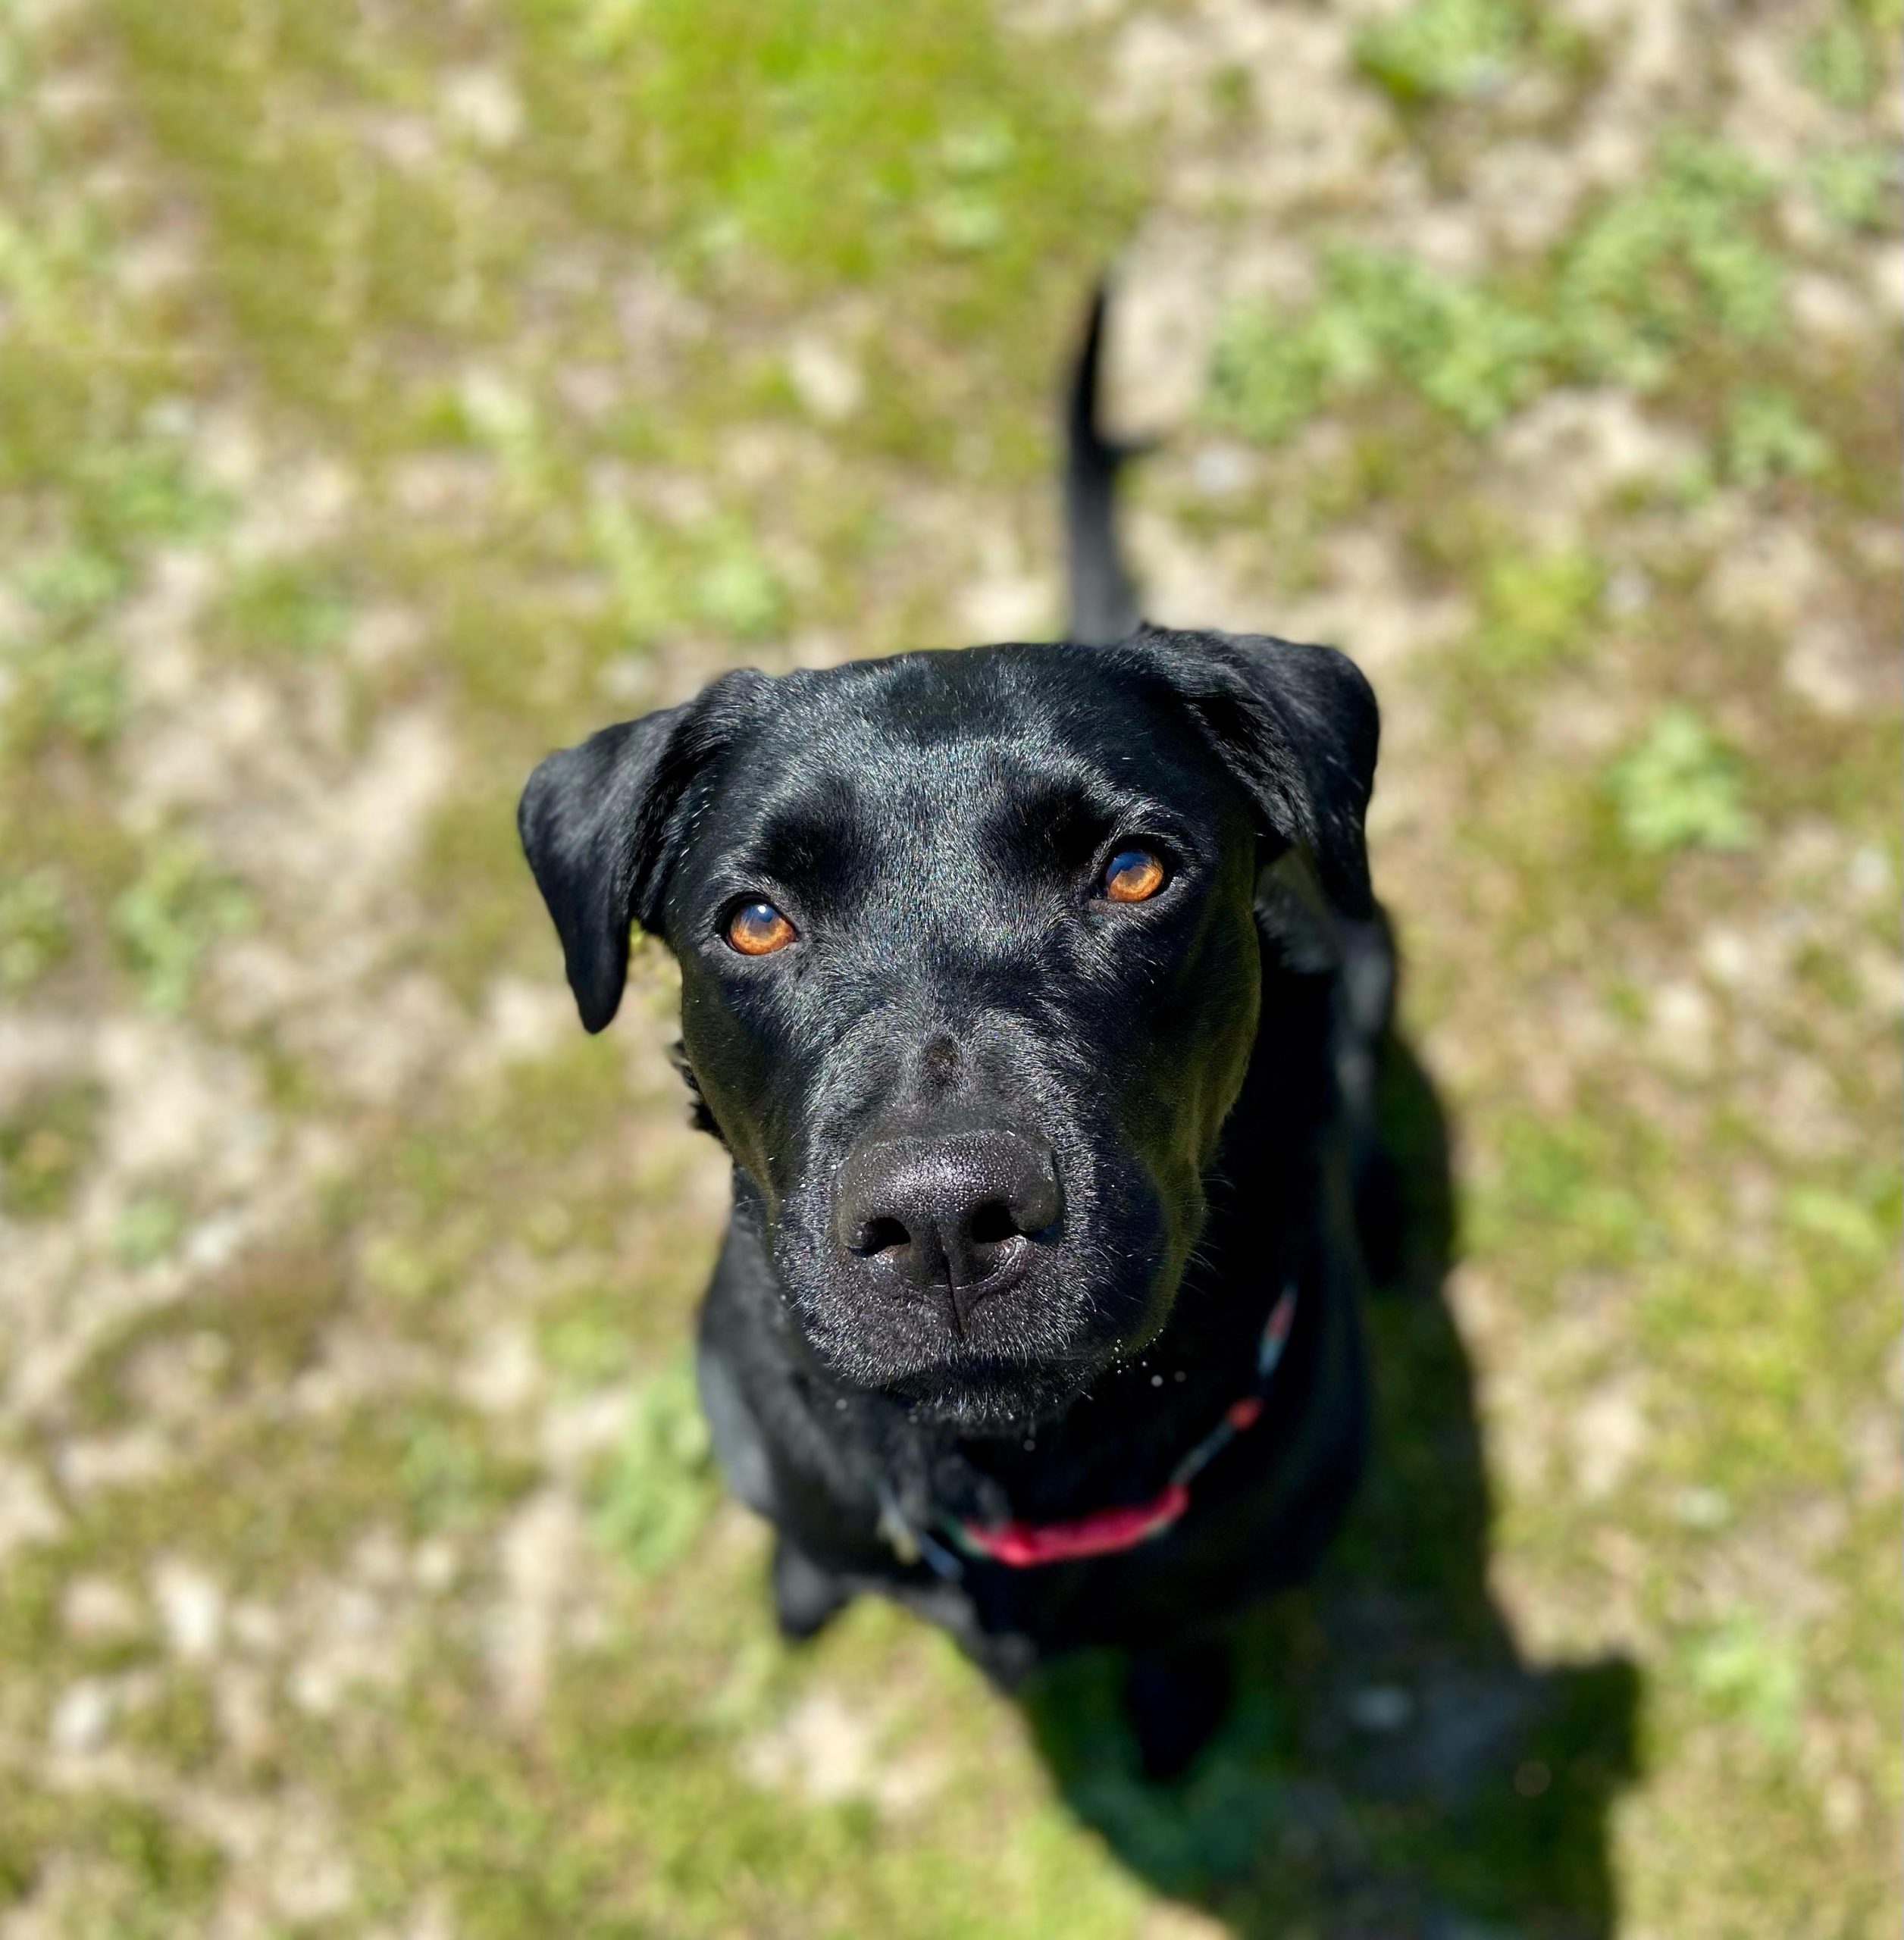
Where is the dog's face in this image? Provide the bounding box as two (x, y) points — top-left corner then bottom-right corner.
(521, 629), (1375, 1431)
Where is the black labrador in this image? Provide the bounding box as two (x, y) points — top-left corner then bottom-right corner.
(520, 296), (1397, 1779)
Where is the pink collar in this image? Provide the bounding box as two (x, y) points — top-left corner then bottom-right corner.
(911, 1280), (1299, 1574)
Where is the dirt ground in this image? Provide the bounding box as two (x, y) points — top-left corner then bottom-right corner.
(2, 1), (1898, 1935)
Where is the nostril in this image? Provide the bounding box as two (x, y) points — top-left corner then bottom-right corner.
(833, 1131), (1061, 1310)
(967, 1200), (1019, 1246)
(853, 1215), (912, 1258)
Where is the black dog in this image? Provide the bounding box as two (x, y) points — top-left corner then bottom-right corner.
(520, 296), (1395, 1779)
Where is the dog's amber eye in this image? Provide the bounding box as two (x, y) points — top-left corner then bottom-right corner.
(1102, 850), (1167, 903)
(726, 900), (797, 956)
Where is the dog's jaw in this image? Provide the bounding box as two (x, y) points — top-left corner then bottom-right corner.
(880, 1351), (1108, 1436)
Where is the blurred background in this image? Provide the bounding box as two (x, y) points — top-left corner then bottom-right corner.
(2, 1), (1898, 1935)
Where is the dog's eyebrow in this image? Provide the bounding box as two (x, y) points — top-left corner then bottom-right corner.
(734, 796), (863, 892)
(706, 768), (921, 911)
(983, 775), (1170, 868)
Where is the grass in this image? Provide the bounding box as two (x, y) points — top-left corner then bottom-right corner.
(1, 0), (1897, 1935)
(1207, 138), (1792, 448)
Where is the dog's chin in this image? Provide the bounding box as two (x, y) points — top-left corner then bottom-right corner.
(875, 1353), (1103, 1435)
(778, 1234), (1179, 1435)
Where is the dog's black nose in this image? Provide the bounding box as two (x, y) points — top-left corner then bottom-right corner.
(833, 1130), (1061, 1328)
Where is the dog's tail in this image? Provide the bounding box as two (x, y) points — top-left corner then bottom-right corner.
(1063, 284), (1141, 646)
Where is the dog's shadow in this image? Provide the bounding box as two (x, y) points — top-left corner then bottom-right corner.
(1021, 1039), (1641, 1938)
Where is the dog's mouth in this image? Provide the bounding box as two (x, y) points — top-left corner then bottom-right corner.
(785, 1242), (1123, 1430)
(880, 1295), (1151, 1433)
(877, 1346), (1105, 1433)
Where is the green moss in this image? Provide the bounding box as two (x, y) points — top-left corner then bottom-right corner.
(117, 1672), (223, 1773)
(1208, 136), (1790, 452)
(1725, 387), (1834, 489)
(1606, 706), (1756, 856)
(0, 1079), (102, 1220)
(111, 837), (255, 1013)
(65, 1247), (343, 1437)
(1210, 248), (1555, 441)
(210, 559), (356, 662)
(536, 1292), (641, 1388)
(399, 1407), (533, 1531)
(591, 1356), (722, 1578)
(111, 1191), (186, 1269)
(107, 0), (1131, 462)
(0, 867), (73, 991)
(515, 0), (1123, 305)
(1808, 141), (1901, 232)
(1356, 0), (1540, 105)
(690, 521), (787, 639)
(1468, 1103), (1662, 1278)
(0, 1788), (224, 1930)
(1563, 139), (1785, 374)
(1473, 546), (1604, 671)
(1800, 11), (1886, 108)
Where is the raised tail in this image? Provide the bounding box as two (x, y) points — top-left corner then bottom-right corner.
(1063, 284), (1141, 646)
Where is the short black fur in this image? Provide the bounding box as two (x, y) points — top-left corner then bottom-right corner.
(518, 296), (1396, 1776)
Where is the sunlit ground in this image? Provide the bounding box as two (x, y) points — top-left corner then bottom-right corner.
(2, 2), (1898, 1934)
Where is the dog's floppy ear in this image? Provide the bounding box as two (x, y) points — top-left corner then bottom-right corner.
(1128, 624), (1379, 919)
(518, 671), (766, 1032)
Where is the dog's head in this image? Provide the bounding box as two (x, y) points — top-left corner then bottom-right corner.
(520, 627), (1376, 1431)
